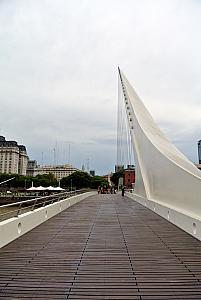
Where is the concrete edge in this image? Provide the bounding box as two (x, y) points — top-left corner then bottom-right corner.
(0, 191), (96, 248)
(126, 192), (201, 241)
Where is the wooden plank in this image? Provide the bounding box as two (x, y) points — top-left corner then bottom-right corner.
(0, 194), (201, 299)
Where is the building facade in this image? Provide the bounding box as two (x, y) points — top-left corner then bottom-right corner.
(124, 166), (135, 189)
(0, 136), (28, 175)
(115, 165), (124, 173)
(27, 162), (79, 180)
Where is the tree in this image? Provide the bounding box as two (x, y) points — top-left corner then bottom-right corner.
(33, 173), (58, 187)
(0, 172), (58, 189)
(90, 176), (109, 189)
(60, 171), (91, 189)
(111, 170), (124, 187)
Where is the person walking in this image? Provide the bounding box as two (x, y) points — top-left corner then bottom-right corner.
(121, 186), (125, 197)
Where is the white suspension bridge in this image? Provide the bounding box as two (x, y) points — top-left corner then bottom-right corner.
(0, 69), (201, 299)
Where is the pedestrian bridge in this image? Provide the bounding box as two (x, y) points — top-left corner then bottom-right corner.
(1, 193), (201, 299)
(1, 69), (201, 299)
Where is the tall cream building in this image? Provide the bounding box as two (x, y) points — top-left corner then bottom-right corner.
(0, 136), (28, 175)
(27, 161), (79, 180)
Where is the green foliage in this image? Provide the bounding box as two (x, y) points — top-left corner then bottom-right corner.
(0, 171), (110, 191)
(60, 172), (109, 189)
(60, 171), (91, 189)
(0, 173), (58, 189)
(111, 170), (124, 187)
(33, 173), (57, 187)
(90, 176), (109, 189)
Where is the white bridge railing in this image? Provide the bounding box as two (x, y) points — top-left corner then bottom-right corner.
(0, 190), (96, 248)
(0, 189), (88, 222)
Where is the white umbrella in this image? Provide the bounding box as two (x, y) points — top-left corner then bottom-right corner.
(35, 186), (46, 191)
(46, 186), (56, 191)
(26, 187), (37, 191)
(54, 187), (65, 191)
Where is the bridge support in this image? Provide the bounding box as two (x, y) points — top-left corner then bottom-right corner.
(119, 68), (201, 240)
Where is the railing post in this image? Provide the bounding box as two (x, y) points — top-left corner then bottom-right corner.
(31, 199), (38, 211)
(16, 202), (22, 217)
(0, 190), (87, 222)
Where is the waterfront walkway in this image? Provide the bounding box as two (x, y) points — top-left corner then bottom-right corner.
(0, 194), (201, 299)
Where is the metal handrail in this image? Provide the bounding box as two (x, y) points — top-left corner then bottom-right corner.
(0, 189), (88, 222)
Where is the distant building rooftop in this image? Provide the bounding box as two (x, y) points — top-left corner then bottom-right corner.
(27, 162), (80, 180)
(0, 136), (27, 152)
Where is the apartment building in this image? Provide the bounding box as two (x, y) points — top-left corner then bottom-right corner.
(27, 161), (79, 180)
(0, 136), (28, 175)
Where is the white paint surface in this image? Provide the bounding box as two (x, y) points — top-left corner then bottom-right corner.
(126, 192), (201, 241)
(0, 191), (96, 248)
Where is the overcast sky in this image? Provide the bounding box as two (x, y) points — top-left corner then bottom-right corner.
(0, 0), (201, 175)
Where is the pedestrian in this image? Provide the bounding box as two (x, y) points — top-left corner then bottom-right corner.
(121, 186), (125, 197)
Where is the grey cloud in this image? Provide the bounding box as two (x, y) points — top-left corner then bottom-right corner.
(0, 0), (201, 174)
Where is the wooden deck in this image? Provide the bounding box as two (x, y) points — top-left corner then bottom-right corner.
(0, 194), (201, 299)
